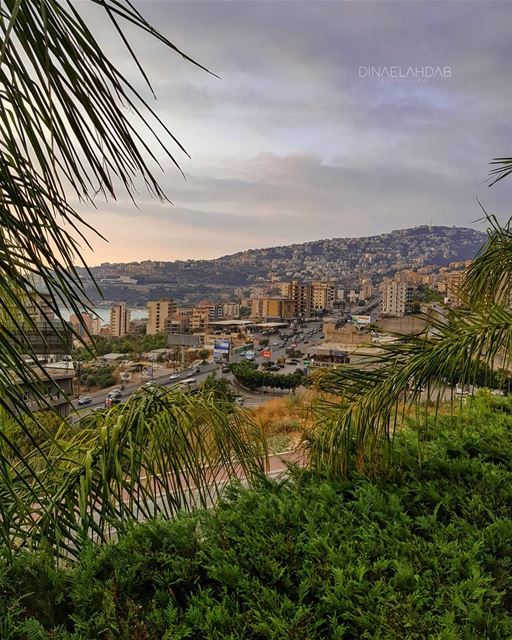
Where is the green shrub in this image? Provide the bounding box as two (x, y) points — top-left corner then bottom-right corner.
(231, 361), (305, 391)
(3, 395), (512, 638)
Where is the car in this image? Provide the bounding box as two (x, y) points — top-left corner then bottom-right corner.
(234, 396), (245, 406)
(181, 377), (197, 385)
(169, 373), (180, 381)
(143, 381), (155, 388)
(107, 389), (122, 399)
(277, 363), (286, 369)
(491, 389), (505, 396)
(77, 396), (92, 406)
(221, 365), (230, 373)
(269, 365), (280, 372)
(192, 367), (201, 375)
(303, 340), (309, 344)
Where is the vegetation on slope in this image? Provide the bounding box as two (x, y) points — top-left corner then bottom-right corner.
(2, 394), (512, 639)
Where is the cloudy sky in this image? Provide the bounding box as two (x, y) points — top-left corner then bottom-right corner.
(77, 0), (512, 264)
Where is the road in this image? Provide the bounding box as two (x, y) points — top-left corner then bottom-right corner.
(72, 320), (325, 416)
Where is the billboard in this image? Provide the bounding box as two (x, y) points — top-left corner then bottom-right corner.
(213, 339), (231, 361)
(350, 314), (372, 325)
(261, 349), (272, 358)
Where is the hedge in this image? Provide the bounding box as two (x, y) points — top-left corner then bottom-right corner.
(2, 394), (512, 638)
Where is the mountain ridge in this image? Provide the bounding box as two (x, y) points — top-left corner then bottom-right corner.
(75, 225), (487, 305)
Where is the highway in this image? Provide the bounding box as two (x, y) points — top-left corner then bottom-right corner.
(72, 320), (325, 416)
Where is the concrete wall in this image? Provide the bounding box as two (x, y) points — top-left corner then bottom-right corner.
(376, 315), (429, 335)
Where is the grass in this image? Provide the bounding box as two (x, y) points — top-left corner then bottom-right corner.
(250, 389), (335, 448)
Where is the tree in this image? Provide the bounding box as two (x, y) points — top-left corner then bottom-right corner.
(198, 349), (210, 364)
(0, 0), (265, 560)
(200, 373), (236, 404)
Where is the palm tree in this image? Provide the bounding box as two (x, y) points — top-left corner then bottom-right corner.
(310, 184), (512, 475)
(0, 0), (265, 558)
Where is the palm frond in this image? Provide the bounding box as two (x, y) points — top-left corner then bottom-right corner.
(0, 0), (209, 479)
(462, 212), (512, 306)
(489, 156), (512, 186)
(2, 388), (267, 558)
(0, 0), (207, 390)
(310, 304), (512, 475)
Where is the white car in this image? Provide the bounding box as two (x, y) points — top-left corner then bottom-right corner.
(169, 373), (180, 381)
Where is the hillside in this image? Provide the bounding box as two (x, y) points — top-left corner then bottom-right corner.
(75, 225), (486, 304)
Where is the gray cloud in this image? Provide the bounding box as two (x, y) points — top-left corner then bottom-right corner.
(76, 0), (512, 263)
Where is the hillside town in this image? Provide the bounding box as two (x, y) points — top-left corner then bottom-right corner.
(71, 225), (484, 306)
(23, 227), (482, 419)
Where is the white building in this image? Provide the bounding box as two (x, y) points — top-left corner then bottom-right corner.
(379, 280), (414, 317)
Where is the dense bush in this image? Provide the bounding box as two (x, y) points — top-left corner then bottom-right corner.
(200, 373), (236, 404)
(73, 334), (168, 362)
(2, 395), (512, 638)
(2, 411), (78, 460)
(231, 361), (305, 391)
(79, 364), (116, 390)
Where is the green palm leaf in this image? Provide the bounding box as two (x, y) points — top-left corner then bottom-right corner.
(3, 388), (266, 558)
(310, 301), (512, 475)
(0, 0), (238, 558)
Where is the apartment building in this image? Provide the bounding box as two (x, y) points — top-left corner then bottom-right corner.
(189, 301), (224, 331)
(190, 307), (210, 331)
(20, 292), (72, 355)
(26, 292), (55, 323)
(69, 312), (93, 339)
(110, 302), (130, 337)
(15, 361), (75, 418)
(146, 299), (177, 335)
(359, 279), (374, 301)
(91, 317), (102, 335)
(279, 281), (312, 317)
(222, 302), (241, 319)
(379, 280), (414, 317)
(445, 271), (466, 308)
(311, 281), (336, 313)
(251, 297), (295, 321)
(166, 316), (190, 334)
